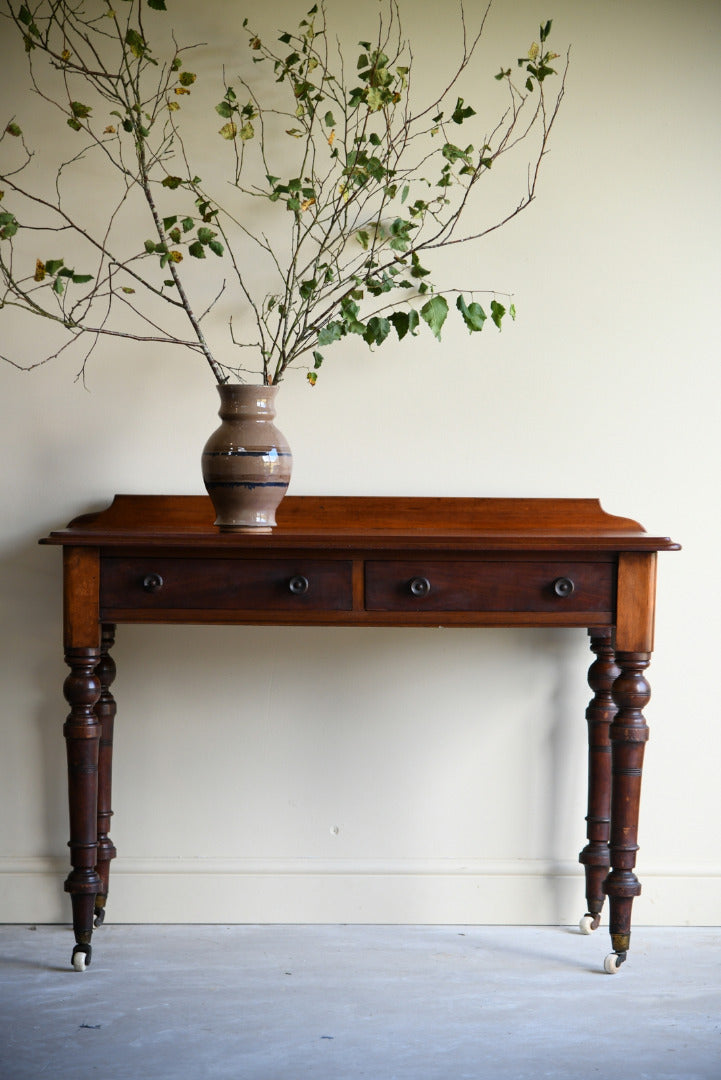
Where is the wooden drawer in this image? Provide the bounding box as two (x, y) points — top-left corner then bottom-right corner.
(364, 560), (615, 613)
(101, 557), (353, 612)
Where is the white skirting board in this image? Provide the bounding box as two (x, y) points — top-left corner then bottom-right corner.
(1, 858), (719, 926)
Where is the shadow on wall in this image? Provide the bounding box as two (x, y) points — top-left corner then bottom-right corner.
(103, 621), (590, 918)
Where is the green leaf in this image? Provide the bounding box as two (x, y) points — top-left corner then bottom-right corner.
(5, 122), (22, 137)
(317, 321), (344, 346)
(420, 295), (449, 340)
(44, 258), (64, 275)
(410, 252), (430, 279)
(490, 299), (506, 329)
(181, 217), (194, 233)
(299, 277), (317, 299)
(143, 240), (156, 254)
(442, 142), (473, 165)
(363, 316), (391, 347)
(188, 241), (206, 258)
(121, 286), (136, 294)
(178, 71), (196, 87)
(162, 176), (182, 189)
(71, 273), (93, 284)
(0, 211), (19, 239)
(451, 97), (476, 124)
(125, 28), (147, 59)
(389, 309), (419, 341)
(312, 350), (323, 369)
(52, 276), (65, 295)
(324, 110), (336, 127)
(163, 215), (178, 230)
(66, 118), (82, 131)
(456, 295), (487, 333)
(216, 101), (234, 118)
(147, 0), (167, 9)
(340, 298), (366, 335)
(208, 240), (224, 257)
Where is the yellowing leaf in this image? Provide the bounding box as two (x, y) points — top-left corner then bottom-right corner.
(34, 259), (46, 281)
(219, 121), (237, 139)
(103, 125), (116, 134)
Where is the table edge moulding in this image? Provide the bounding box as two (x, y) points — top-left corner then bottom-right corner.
(40, 495), (680, 974)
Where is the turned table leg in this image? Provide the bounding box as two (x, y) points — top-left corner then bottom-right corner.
(63, 646), (102, 971)
(578, 628), (619, 933)
(602, 650), (651, 973)
(93, 624), (118, 927)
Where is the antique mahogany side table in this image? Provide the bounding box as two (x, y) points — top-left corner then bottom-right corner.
(41, 495), (679, 973)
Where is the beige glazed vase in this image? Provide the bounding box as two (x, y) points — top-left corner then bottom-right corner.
(201, 383), (292, 531)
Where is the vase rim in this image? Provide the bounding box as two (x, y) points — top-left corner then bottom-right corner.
(216, 382), (278, 396)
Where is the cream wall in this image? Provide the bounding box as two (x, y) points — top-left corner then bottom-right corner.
(1, 0), (719, 927)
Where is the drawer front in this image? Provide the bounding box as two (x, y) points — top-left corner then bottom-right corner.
(101, 557), (353, 612)
(365, 560), (615, 613)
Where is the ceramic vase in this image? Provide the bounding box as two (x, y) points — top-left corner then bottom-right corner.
(201, 383), (292, 531)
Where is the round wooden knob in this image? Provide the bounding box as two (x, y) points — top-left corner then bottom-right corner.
(288, 575), (309, 595)
(142, 573), (164, 593)
(553, 576), (575, 598)
(409, 576), (431, 598)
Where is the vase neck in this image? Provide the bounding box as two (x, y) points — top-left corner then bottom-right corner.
(217, 382), (278, 420)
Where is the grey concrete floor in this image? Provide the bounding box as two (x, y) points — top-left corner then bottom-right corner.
(1, 924), (719, 1080)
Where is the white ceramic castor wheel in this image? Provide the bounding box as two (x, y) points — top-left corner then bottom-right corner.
(579, 914), (599, 935)
(72, 946), (91, 972)
(603, 952), (625, 974)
